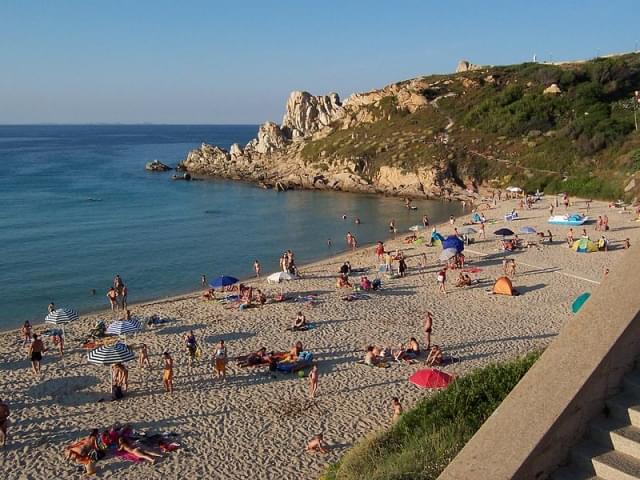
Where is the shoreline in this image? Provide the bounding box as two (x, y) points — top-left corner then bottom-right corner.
(12, 225), (436, 336)
(2, 195), (637, 479)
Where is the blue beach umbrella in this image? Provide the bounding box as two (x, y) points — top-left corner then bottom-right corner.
(209, 275), (239, 288)
(442, 235), (464, 253)
(572, 292), (591, 314)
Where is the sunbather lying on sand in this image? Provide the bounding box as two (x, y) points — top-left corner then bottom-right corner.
(454, 272), (472, 287)
(117, 437), (162, 463)
(238, 347), (272, 367)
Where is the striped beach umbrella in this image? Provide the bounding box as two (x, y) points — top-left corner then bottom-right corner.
(45, 308), (78, 325)
(87, 342), (135, 365)
(106, 319), (142, 336)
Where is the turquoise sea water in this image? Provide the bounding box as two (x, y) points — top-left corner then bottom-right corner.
(0, 125), (461, 329)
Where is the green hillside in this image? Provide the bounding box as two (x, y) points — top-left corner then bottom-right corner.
(302, 54), (640, 199)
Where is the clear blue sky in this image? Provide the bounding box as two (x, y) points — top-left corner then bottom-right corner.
(1, 0), (637, 124)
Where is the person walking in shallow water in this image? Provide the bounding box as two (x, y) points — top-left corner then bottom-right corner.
(254, 260), (261, 278)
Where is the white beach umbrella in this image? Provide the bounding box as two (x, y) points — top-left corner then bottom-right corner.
(439, 248), (458, 262)
(267, 271), (295, 283)
(106, 319), (142, 336)
(45, 308), (78, 325)
(45, 308), (78, 337)
(87, 342), (135, 365)
(506, 186), (522, 193)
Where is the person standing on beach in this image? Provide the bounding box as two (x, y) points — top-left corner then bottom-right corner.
(422, 215), (429, 228)
(21, 321), (32, 346)
(0, 398), (9, 447)
(201, 274), (207, 288)
(437, 268), (447, 294)
(254, 260), (261, 278)
(214, 340), (228, 380)
(107, 287), (118, 311)
(184, 330), (198, 367)
(424, 312), (433, 350)
(139, 343), (151, 369)
(121, 284), (128, 311)
(28, 334), (45, 375)
(162, 352), (174, 393)
(351, 234), (358, 250)
(309, 365), (319, 398)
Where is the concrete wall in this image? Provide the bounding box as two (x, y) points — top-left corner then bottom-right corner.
(439, 248), (640, 480)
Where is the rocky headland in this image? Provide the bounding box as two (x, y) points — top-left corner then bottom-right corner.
(177, 53), (640, 200)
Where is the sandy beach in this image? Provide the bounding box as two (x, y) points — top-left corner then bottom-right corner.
(1, 195), (638, 479)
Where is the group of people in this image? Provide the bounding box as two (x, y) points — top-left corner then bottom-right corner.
(107, 274), (129, 312)
(279, 250), (298, 275)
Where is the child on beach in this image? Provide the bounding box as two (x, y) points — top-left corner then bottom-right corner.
(309, 365), (318, 398)
(437, 268), (447, 294)
(21, 321), (32, 346)
(162, 352), (174, 393)
(391, 397), (403, 423)
(214, 340), (227, 380)
(305, 433), (327, 454)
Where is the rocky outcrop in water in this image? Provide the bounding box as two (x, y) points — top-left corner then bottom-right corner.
(145, 159), (172, 172)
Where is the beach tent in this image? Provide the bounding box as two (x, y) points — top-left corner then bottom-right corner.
(209, 275), (239, 288)
(409, 368), (452, 389)
(572, 292), (591, 314)
(442, 235), (464, 253)
(493, 276), (516, 296)
(572, 238), (597, 253)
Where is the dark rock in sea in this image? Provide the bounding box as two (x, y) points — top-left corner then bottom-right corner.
(145, 160), (172, 172)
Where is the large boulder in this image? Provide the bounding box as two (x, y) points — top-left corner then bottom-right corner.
(145, 159), (172, 172)
(456, 59), (483, 73)
(246, 121), (289, 154)
(282, 91), (344, 139)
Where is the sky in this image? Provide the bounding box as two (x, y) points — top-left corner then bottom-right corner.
(0, 0), (638, 124)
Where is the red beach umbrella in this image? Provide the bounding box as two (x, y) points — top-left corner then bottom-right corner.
(409, 368), (452, 389)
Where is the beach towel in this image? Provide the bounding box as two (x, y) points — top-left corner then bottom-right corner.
(115, 450), (143, 463)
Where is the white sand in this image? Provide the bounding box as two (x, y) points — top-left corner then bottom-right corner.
(1, 196), (638, 479)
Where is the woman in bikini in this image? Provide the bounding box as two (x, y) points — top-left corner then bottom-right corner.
(162, 352), (174, 393)
(213, 340), (227, 379)
(21, 321), (32, 346)
(117, 437), (162, 463)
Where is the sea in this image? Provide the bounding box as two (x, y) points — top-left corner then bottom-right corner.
(0, 125), (462, 329)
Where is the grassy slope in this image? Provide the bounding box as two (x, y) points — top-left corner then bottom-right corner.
(322, 352), (541, 480)
(302, 54), (640, 199)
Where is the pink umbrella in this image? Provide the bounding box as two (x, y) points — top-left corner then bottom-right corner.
(409, 368), (453, 389)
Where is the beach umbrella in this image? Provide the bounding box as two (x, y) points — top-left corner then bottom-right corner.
(45, 308), (78, 337)
(520, 226), (537, 234)
(494, 228), (514, 237)
(45, 308), (78, 325)
(267, 271), (295, 283)
(572, 238), (597, 253)
(442, 235), (464, 253)
(572, 292), (591, 314)
(106, 319), (142, 336)
(439, 248), (458, 262)
(87, 342), (135, 365)
(458, 226), (477, 235)
(409, 368), (452, 389)
(209, 275), (239, 288)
